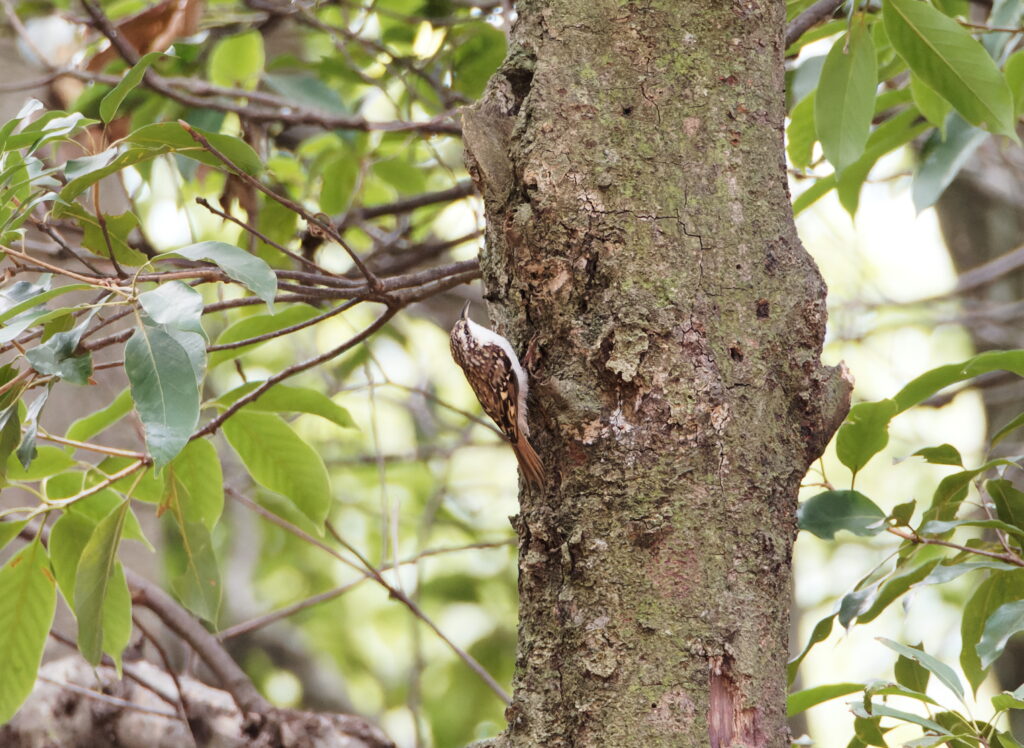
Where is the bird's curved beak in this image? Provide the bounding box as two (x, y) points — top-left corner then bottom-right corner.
(460, 300), (471, 320)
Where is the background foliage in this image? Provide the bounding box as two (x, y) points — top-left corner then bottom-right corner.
(2, 0), (1024, 746)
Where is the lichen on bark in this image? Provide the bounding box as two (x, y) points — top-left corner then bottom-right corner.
(463, 1), (851, 746)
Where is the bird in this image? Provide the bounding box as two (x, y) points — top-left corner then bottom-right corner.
(450, 301), (545, 489)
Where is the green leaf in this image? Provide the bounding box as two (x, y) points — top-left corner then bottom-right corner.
(451, 22), (506, 99)
(8, 445), (73, 481)
(124, 324), (201, 469)
(920, 560), (1020, 586)
(789, 613), (836, 684)
(100, 561), (131, 674)
(73, 500), (128, 665)
(0, 404), (21, 483)
(988, 480), (1024, 531)
(16, 388), (48, 469)
(977, 600), (1024, 669)
(816, 25), (877, 172)
(884, 0), (1016, 137)
(914, 443), (963, 466)
(124, 123), (263, 176)
(0, 520), (26, 553)
(208, 304), (319, 368)
(208, 31), (264, 91)
(168, 519), (220, 622)
(853, 700), (951, 736)
(217, 382), (355, 428)
(24, 309), (98, 385)
(920, 518), (1024, 539)
(992, 686), (1024, 711)
(836, 399), (900, 475)
(993, 409), (1024, 447)
(0, 277), (92, 327)
(66, 388), (133, 443)
(858, 559), (941, 624)
(165, 439), (223, 530)
(787, 682), (864, 717)
(1005, 48), (1024, 117)
(890, 499), (916, 526)
(895, 643), (931, 694)
(0, 539), (56, 723)
(798, 490), (887, 539)
(836, 107), (930, 215)
(853, 714), (889, 747)
(100, 51), (165, 123)
(913, 115), (988, 211)
(56, 203), (148, 267)
(162, 241), (276, 310)
(962, 571), (1024, 692)
(787, 92), (817, 169)
(910, 74), (952, 133)
(877, 638), (964, 702)
(223, 410), (331, 528)
(49, 510), (95, 603)
(138, 281), (206, 339)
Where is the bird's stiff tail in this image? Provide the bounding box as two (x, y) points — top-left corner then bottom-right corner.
(513, 436), (545, 489)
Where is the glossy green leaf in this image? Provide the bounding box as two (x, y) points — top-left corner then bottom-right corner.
(787, 682), (863, 717)
(138, 281), (206, 339)
(208, 31), (264, 91)
(988, 480), (1024, 531)
(124, 123), (262, 176)
(124, 324), (201, 469)
(163, 241), (276, 309)
(57, 203), (148, 267)
(1006, 48), (1024, 116)
(0, 539), (56, 723)
(992, 684), (1024, 711)
(853, 700), (951, 735)
(858, 559), (941, 624)
(24, 309), (98, 385)
(884, 0), (1016, 137)
(877, 638), (964, 702)
(816, 25), (877, 172)
(835, 400), (900, 476)
(920, 517), (1024, 539)
(73, 501), (128, 665)
(66, 388), (132, 443)
(100, 51), (165, 124)
(895, 643), (931, 694)
(0, 520), (26, 554)
(165, 439), (223, 530)
(168, 519), (220, 622)
(978, 600), (1024, 669)
(0, 277), (92, 326)
(789, 614), (837, 684)
(49, 510), (94, 603)
(836, 108), (930, 215)
(962, 571), (1024, 692)
(208, 304), (319, 368)
(0, 404), (21, 483)
(217, 382), (355, 429)
(223, 410), (331, 528)
(919, 560), (1019, 586)
(798, 490), (887, 539)
(16, 388), (48, 469)
(787, 92), (817, 169)
(993, 409), (1024, 447)
(914, 443), (963, 467)
(100, 561), (131, 674)
(910, 74), (952, 134)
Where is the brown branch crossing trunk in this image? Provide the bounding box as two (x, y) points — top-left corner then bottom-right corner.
(462, 1), (851, 746)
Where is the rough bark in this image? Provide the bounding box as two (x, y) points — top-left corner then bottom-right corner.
(462, 2), (850, 746)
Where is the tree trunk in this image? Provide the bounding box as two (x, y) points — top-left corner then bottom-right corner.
(462, 2), (851, 746)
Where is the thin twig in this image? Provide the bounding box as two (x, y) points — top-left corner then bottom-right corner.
(227, 489), (511, 704)
(887, 526), (1024, 566)
(37, 675), (181, 720)
(785, 0), (845, 48)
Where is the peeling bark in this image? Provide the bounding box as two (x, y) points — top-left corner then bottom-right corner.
(463, 1), (850, 745)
